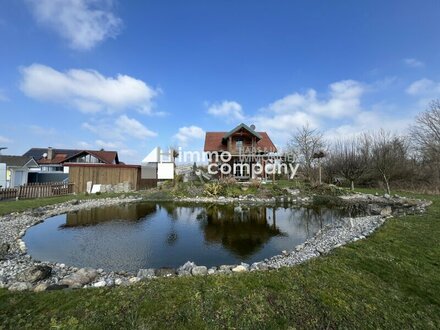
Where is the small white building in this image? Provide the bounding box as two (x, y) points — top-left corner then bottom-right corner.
(0, 156), (39, 188)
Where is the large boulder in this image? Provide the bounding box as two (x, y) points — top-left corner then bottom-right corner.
(17, 265), (52, 283)
(60, 268), (98, 287)
(232, 265), (247, 273)
(177, 261), (196, 275)
(191, 266), (208, 276)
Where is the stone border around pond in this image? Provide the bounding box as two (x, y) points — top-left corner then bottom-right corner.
(0, 193), (431, 292)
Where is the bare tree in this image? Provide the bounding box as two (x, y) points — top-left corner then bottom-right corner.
(410, 99), (440, 186)
(287, 124), (325, 183)
(365, 130), (409, 195)
(330, 138), (368, 190)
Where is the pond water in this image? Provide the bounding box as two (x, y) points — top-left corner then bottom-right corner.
(24, 202), (355, 272)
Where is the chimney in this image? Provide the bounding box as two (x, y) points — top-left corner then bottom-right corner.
(47, 147), (54, 160)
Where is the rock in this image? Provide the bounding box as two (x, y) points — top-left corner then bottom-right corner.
(17, 265), (52, 283)
(316, 247), (326, 254)
(60, 268), (98, 287)
(178, 261), (196, 273)
(93, 280), (106, 288)
(232, 265), (247, 273)
(137, 268), (155, 279)
(0, 276), (7, 288)
(383, 193), (391, 199)
(8, 282), (32, 291)
(287, 189), (300, 195)
(0, 243), (10, 259)
(46, 284), (69, 291)
(380, 206), (392, 216)
(240, 263), (250, 270)
(129, 277), (140, 283)
(282, 250), (289, 256)
(155, 268), (176, 277)
(219, 265), (234, 271)
(70, 199), (80, 205)
(115, 278), (123, 285)
(208, 267), (217, 275)
(294, 244), (304, 252)
(191, 266), (208, 276)
(177, 270), (191, 277)
(33, 283), (49, 292)
(368, 204), (383, 215)
(254, 262), (269, 271)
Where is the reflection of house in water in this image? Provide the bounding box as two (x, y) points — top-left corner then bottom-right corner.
(64, 203), (157, 227)
(199, 205), (285, 258)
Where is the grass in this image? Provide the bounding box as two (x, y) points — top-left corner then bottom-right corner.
(1, 189), (440, 328)
(0, 192), (138, 216)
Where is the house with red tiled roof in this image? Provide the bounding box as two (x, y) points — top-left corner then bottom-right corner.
(23, 147), (120, 172)
(204, 123), (277, 180)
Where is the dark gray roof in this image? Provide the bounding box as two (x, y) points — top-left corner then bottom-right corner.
(23, 148), (81, 160)
(0, 155), (38, 167)
(223, 123), (262, 140)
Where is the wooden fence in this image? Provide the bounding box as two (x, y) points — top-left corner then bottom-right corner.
(0, 182), (74, 201)
(0, 188), (18, 200)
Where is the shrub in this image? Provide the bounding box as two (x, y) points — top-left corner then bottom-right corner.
(250, 179), (261, 188)
(220, 177), (237, 186)
(204, 182), (224, 197)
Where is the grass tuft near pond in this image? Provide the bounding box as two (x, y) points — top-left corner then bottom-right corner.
(1, 189), (440, 328)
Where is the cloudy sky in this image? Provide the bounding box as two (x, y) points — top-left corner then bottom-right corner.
(0, 0), (439, 163)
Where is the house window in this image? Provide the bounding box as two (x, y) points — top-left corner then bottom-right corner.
(236, 138), (243, 152)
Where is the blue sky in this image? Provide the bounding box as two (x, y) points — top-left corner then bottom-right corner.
(0, 0), (439, 163)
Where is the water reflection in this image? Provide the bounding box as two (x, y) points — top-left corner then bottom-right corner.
(63, 203), (156, 227)
(197, 205), (284, 257)
(24, 202), (356, 272)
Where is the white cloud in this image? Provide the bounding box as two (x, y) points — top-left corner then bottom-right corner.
(115, 115), (157, 139)
(26, 0), (122, 50)
(324, 109), (412, 141)
(95, 139), (120, 149)
(83, 115), (157, 142)
(0, 136), (12, 144)
(174, 125), (205, 146)
(406, 78), (440, 96)
(20, 64), (159, 114)
(207, 101), (245, 122)
(251, 80), (365, 141)
(261, 80), (364, 119)
(403, 58), (425, 68)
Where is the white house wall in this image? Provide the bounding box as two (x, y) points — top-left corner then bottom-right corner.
(0, 163), (6, 188)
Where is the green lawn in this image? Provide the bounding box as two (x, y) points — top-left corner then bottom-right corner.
(1, 190), (440, 329)
(0, 192), (138, 216)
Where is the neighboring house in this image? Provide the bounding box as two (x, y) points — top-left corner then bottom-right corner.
(0, 155), (39, 188)
(23, 147), (120, 172)
(204, 123), (277, 180)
